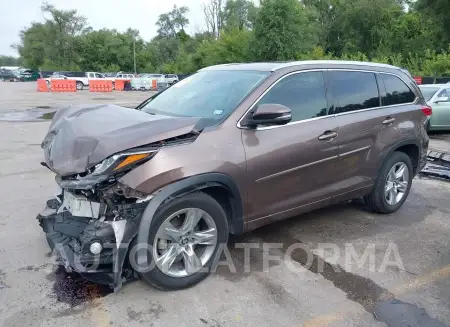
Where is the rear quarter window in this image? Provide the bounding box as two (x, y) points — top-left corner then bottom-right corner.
(380, 74), (416, 106)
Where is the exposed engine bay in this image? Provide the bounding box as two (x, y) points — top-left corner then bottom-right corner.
(38, 180), (152, 291)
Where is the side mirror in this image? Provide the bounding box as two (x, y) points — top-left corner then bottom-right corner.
(244, 103), (292, 127)
(435, 96), (449, 103)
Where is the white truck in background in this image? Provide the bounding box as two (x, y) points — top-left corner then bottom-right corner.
(45, 72), (105, 90)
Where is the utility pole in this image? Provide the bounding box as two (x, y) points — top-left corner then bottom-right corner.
(133, 37), (137, 74)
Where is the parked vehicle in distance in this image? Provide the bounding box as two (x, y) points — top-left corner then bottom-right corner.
(104, 72), (135, 89)
(418, 84), (450, 131)
(38, 60), (430, 292)
(17, 69), (40, 82)
(0, 69), (18, 81)
(165, 74), (179, 85)
(116, 73), (135, 79)
(45, 71), (105, 90)
(131, 73), (168, 90)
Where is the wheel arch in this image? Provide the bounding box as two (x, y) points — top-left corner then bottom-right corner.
(380, 139), (421, 175)
(135, 173), (244, 267)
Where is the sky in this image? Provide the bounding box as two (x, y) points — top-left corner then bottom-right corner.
(0, 0), (209, 56)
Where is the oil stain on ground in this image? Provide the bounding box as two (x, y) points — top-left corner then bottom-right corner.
(0, 269), (9, 289)
(374, 299), (449, 327)
(47, 266), (112, 307)
(216, 222), (449, 327)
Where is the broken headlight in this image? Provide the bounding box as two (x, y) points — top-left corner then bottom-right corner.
(92, 150), (157, 176)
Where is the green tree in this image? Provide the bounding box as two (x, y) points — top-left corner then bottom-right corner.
(156, 5), (189, 38)
(415, 0), (450, 46)
(16, 3), (89, 69)
(421, 48), (450, 82)
(252, 0), (319, 61)
(223, 0), (258, 30)
(0, 56), (22, 66)
(389, 11), (438, 57)
(76, 28), (143, 72)
(15, 23), (48, 69)
(8, 1), (450, 76)
(333, 0), (404, 57)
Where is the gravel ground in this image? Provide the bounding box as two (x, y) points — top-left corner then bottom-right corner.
(0, 82), (449, 327)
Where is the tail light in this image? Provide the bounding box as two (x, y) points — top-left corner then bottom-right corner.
(421, 105), (432, 116)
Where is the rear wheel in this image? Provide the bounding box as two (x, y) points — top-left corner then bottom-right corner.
(76, 81), (83, 90)
(138, 192), (229, 290)
(364, 152), (413, 213)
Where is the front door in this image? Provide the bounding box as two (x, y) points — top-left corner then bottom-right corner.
(242, 71), (339, 224)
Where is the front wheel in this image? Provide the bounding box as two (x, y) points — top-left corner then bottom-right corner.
(138, 192), (229, 290)
(364, 152), (413, 213)
(76, 81), (83, 90)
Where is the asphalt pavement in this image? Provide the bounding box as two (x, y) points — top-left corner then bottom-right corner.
(0, 83), (449, 327)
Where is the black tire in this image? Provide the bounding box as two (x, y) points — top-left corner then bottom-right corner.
(112, 81), (115, 90)
(76, 81), (83, 90)
(364, 151), (413, 214)
(138, 192), (229, 290)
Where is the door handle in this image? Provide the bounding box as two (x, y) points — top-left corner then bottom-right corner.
(318, 131), (338, 141)
(382, 117), (396, 125)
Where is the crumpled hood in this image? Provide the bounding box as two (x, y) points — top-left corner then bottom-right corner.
(42, 104), (200, 176)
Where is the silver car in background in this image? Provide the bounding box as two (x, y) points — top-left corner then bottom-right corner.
(131, 73), (168, 90)
(419, 84), (450, 131)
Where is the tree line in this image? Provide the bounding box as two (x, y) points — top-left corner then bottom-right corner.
(10, 0), (450, 78)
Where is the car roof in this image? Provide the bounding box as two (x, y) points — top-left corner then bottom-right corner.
(199, 60), (401, 72)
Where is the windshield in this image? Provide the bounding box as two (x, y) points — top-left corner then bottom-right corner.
(419, 86), (440, 101)
(141, 70), (269, 121)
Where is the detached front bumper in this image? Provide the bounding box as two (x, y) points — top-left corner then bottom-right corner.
(37, 198), (142, 290)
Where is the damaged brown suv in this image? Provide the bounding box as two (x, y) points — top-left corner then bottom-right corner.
(38, 61), (430, 291)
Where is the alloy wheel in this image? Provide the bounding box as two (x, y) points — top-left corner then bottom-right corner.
(385, 162), (409, 206)
(153, 208), (218, 278)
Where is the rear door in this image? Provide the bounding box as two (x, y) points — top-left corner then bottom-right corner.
(329, 70), (419, 200)
(326, 70), (386, 198)
(242, 71), (339, 223)
(430, 88), (450, 130)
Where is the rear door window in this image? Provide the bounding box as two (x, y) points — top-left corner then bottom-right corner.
(327, 71), (380, 114)
(380, 74), (416, 105)
(257, 71), (328, 122)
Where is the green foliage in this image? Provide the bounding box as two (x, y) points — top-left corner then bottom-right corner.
(296, 47), (334, 60)
(8, 0), (450, 78)
(0, 56), (22, 66)
(251, 0), (319, 61)
(223, 0), (257, 30)
(156, 5), (189, 38)
(415, 0), (450, 46)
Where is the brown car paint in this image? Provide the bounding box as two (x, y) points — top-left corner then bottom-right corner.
(119, 61), (429, 233)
